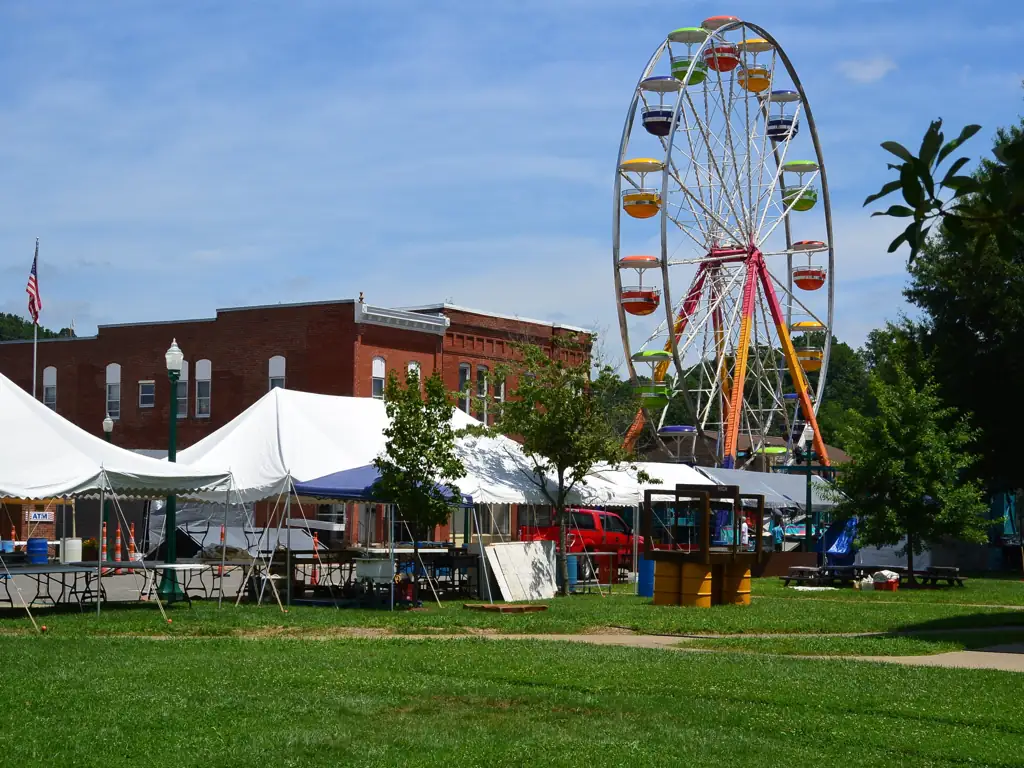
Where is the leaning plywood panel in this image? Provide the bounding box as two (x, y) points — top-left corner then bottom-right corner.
(485, 541), (557, 601)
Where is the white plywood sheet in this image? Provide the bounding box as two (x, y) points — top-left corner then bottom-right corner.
(484, 541), (557, 601)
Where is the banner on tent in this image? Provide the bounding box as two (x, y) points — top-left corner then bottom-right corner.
(25, 510), (55, 523)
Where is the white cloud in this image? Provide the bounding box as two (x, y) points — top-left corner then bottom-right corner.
(836, 55), (897, 84)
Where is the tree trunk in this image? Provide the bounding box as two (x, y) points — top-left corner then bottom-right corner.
(906, 531), (916, 586)
(557, 507), (573, 598)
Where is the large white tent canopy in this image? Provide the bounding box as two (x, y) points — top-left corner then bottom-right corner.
(176, 389), (592, 505)
(0, 372), (231, 499)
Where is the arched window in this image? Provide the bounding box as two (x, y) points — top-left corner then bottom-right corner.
(269, 355), (286, 391)
(105, 363), (121, 420)
(371, 357), (386, 399)
(42, 366), (57, 411)
(457, 363), (471, 412)
(177, 360), (189, 419)
(476, 365), (488, 421)
(195, 359), (212, 417)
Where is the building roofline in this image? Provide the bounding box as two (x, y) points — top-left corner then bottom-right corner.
(0, 334), (97, 346)
(400, 303), (593, 335)
(217, 298), (355, 314)
(97, 298), (358, 329)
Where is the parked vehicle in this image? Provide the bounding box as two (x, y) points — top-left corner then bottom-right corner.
(519, 508), (642, 558)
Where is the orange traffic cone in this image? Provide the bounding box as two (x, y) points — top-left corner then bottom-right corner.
(114, 525), (123, 574)
(10, 526), (15, 544)
(311, 532), (320, 586)
(217, 524), (226, 577)
(128, 522), (137, 567)
(101, 522), (109, 574)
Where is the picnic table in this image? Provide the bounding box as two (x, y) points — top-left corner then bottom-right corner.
(916, 566), (966, 587)
(780, 566), (822, 586)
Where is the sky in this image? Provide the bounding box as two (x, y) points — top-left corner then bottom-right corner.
(0, 1), (1020, 363)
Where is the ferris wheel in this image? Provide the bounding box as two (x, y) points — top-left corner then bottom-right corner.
(612, 15), (833, 469)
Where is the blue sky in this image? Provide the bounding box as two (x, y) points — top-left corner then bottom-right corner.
(0, 1), (1021, 361)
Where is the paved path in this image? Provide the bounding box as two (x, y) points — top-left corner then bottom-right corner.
(383, 632), (1024, 672)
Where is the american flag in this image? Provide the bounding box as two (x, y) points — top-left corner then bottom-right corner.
(26, 239), (42, 324)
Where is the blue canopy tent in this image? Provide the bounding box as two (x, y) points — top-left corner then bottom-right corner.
(293, 464), (473, 506)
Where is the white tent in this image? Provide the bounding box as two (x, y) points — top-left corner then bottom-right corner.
(576, 461), (714, 506)
(0, 373), (231, 499)
(175, 388), (583, 505)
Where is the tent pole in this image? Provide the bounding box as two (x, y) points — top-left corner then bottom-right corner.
(633, 504), (639, 596)
(472, 506), (492, 604)
(96, 477), (106, 617)
(285, 486), (292, 607)
(389, 504), (395, 612)
(218, 485), (229, 609)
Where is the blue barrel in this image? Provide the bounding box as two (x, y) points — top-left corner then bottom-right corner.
(0, 540), (13, 554)
(27, 538), (49, 565)
(638, 556), (655, 598)
(566, 555), (578, 593)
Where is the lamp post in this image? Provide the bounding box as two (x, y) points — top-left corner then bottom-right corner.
(102, 414), (113, 561)
(157, 339), (185, 602)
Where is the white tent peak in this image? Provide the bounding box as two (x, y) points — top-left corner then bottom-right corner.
(0, 371), (231, 499)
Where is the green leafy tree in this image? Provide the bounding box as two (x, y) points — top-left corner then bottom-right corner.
(0, 313), (63, 342)
(869, 114), (1024, 492)
(373, 368), (465, 544)
(813, 337), (869, 450)
(833, 360), (987, 582)
(468, 340), (645, 595)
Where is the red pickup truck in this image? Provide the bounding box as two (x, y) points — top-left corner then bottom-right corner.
(519, 508), (642, 558)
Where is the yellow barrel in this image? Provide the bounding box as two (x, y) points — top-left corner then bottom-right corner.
(653, 560), (681, 605)
(680, 562), (713, 608)
(721, 565), (752, 606)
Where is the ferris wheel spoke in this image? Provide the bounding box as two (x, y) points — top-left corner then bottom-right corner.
(751, 102), (804, 239)
(680, 88), (749, 242)
(757, 169), (819, 247)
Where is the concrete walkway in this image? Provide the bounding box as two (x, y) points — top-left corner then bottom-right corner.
(382, 632), (1024, 673)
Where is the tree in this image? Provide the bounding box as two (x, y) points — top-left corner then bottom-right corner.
(469, 340), (645, 595)
(373, 368), (465, 544)
(833, 360), (988, 582)
(0, 313), (63, 342)
(868, 114), (1024, 492)
(815, 337), (869, 450)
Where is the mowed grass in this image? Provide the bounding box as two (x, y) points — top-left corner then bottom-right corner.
(3, 637), (1024, 768)
(1, 576), (1022, 638)
(682, 629), (1024, 657)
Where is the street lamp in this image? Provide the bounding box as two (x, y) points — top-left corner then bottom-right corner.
(102, 414), (113, 561)
(157, 339), (185, 602)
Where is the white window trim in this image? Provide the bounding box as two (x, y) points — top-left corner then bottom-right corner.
(269, 355), (286, 391)
(138, 380), (156, 408)
(458, 363), (471, 412)
(195, 359), (212, 418)
(476, 366), (488, 421)
(371, 356), (386, 399)
(195, 379), (211, 418)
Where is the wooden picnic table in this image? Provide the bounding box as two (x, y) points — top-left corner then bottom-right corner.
(780, 566), (822, 586)
(916, 566), (966, 587)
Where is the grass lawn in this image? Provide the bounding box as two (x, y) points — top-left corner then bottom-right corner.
(3, 637), (1024, 767)
(1, 576), (1021, 638)
(681, 629), (1024, 657)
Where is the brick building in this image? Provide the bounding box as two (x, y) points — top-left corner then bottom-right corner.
(0, 298), (590, 541)
(0, 298), (590, 449)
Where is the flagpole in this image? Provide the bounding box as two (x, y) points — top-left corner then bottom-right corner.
(32, 322), (38, 399)
(31, 237), (39, 400)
